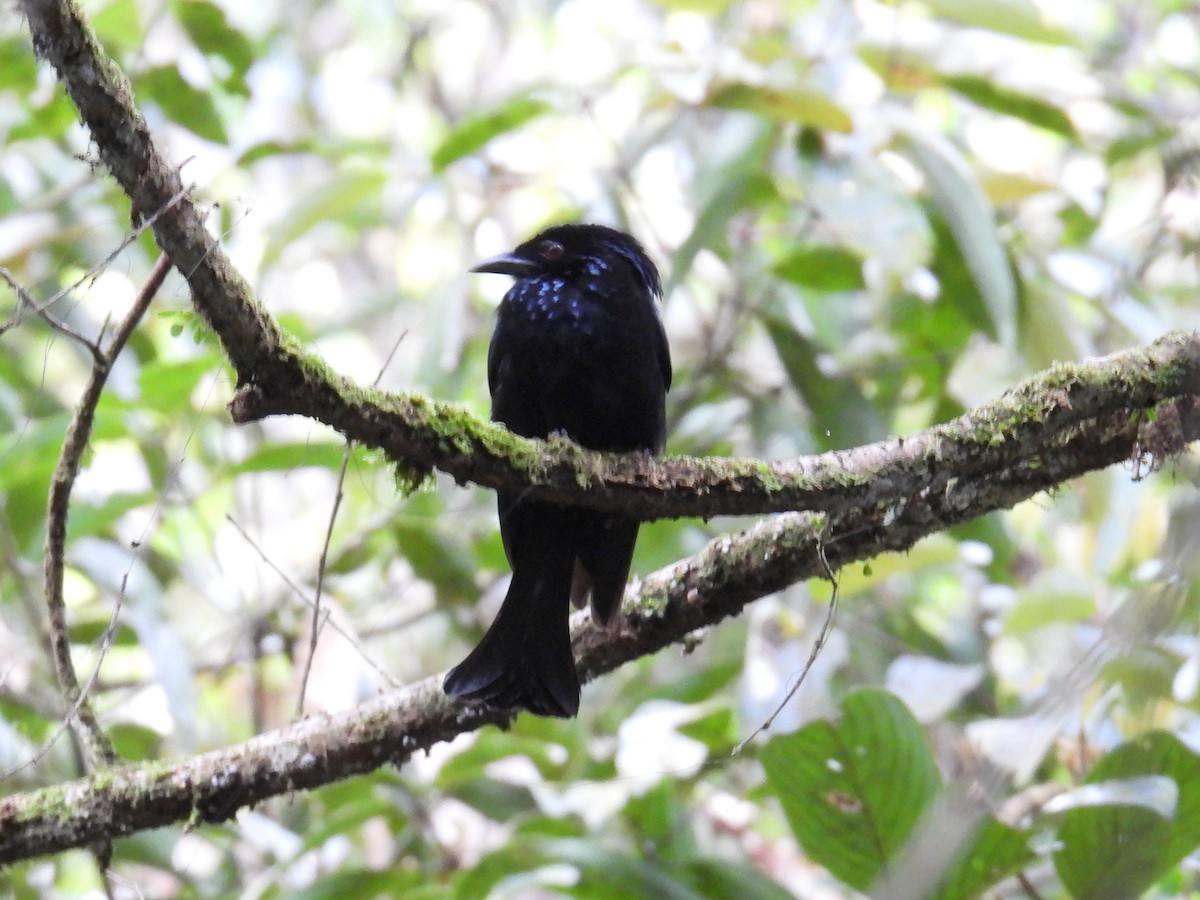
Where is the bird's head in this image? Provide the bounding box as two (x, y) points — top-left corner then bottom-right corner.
(471, 223), (662, 299)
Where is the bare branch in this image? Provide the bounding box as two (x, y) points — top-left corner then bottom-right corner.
(42, 255), (172, 769)
(19, 0), (1199, 526)
(10, 0), (1200, 871)
(0, 267), (102, 362)
(2, 389), (1197, 862)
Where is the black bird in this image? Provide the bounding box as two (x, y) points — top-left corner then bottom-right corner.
(443, 224), (672, 718)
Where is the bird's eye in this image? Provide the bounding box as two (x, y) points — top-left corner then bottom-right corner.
(539, 240), (564, 261)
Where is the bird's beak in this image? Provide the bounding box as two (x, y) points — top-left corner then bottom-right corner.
(470, 252), (538, 276)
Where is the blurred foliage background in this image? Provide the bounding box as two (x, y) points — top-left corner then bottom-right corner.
(3, 0), (1200, 896)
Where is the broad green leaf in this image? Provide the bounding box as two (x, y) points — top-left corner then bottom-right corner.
(760, 689), (941, 890)
(431, 96), (552, 172)
(707, 83), (852, 133)
(801, 152), (934, 277)
(1002, 588), (1095, 634)
(663, 115), (775, 294)
(0, 35), (39, 89)
(1105, 128), (1173, 166)
(272, 868), (438, 900)
(69, 491), (154, 539)
(979, 170), (1056, 205)
(856, 46), (939, 93)
(8, 95), (80, 142)
(136, 355), (224, 414)
(454, 840), (547, 900)
(237, 139), (320, 165)
(263, 167), (388, 265)
(928, 817), (1035, 900)
(172, 0), (255, 90)
(107, 723), (163, 762)
(897, 126), (1017, 347)
(762, 313), (886, 450)
(943, 75), (1077, 139)
(773, 244), (865, 292)
(298, 783), (410, 853)
(666, 167), (775, 295)
(69, 616), (140, 646)
(921, 0), (1077, 45)
(135, 66), (228, 144)
(436, 730), (569, 790)
(541, 838), (709, 900)
(90, 0), (144, 50)
(1055, 732), (1200, 900)
(391, 518), (478, 605)
(623, 780), (699, 865)
(675, 707), (736, 752)
(680, 861), (792, 900)
(227, 442), (347, 475)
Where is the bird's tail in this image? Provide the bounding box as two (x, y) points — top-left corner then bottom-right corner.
(443, 566), (579, 718)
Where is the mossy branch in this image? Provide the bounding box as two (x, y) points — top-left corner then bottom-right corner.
(10, 0), (1200, 869)
(3, 381), (1195, 864)
(20, 0), (1200, 522)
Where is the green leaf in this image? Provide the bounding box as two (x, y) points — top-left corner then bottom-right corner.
(773, 244), (865, 292)
(928, 817), (1035, 900)
(1105, 128), (1174, 166)
(237, 139), (320, 165)
(942, 75), (1077, 139)
(1055, 732), (1200, 900)
(666, 169), (774, 295)
(707, 83), (852, 133)
(263, 167), (388, 265)
(921, 0), (1077, 45)
(90, 0), (145, 50)
(135, 66), (228, 144)
(541, 838), (709, 900)
(624, 780), (699, 865)
(227, 442), (347, 475)
(272, 869), (437, 900)
(431, 96), (552, 172)
(761, 313), (886, 451)
(896, 126), (1017, 347)
(9, 95), (81, 142)
(69, 617), (139, 646)
(391, 520), (478, 607)
(760, 689), (941, 891)
(1002, 588), (1095, 634)
(69, 492), (154, 539)
(172, 0), (256, 88)
(108, 723), (163, 762)
(675, 707), (736, 752)
(136, 355), (223, 414)
(679, 861), (792, 900)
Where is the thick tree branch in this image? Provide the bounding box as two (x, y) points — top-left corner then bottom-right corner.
(11, 0), (1200, 869)
(2, 389), (1195, 863)
(20, 0), (1200, 523)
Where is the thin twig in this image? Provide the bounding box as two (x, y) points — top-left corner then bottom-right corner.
(0, 185), (188, 340)
(1016, 871), (1047, 900)
(295, 452), (349, 717)
(731, 535), (841, 756)
(296, 329), (408, 716)
(43, 254), (173, 769)
(224, 516), (398, 689)
(0, 267), (103, 362)
(2, 583), (124, 780)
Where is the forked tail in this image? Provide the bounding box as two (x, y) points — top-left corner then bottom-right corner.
(443, 568), (579, 718)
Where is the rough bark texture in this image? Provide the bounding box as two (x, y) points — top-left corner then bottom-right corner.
(2, 389), (1196, 864)
(7, 0), (1200, 867)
